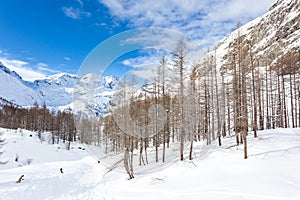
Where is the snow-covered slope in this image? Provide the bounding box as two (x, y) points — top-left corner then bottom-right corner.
(0, 62), (118, 112)
(0, 61), (77, 106)
(0, 128), (88, 170)
(215, 0), (299, 69)
(0, 127), (300, 199)
(0, 62), (41, 106)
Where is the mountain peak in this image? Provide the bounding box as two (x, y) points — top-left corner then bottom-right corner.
(0, 61), (23, 81)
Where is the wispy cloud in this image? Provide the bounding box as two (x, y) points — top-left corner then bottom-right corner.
(64, 56), (71, 61)
(0, 50), (10, 57)
(38, 67), (63, 74)
(0, 58), (47, 82)
(98, 0), (275, 47)
(37, 62), (48, 68)
(75, 0), (84, 7)
(121, 51), (169, 80)
(36, 62), (59, 73)
(95, 22), (107, 27)
(36, 62), (68, 74)
(62, 6), (91, 20)
(26, 57), (35, 61)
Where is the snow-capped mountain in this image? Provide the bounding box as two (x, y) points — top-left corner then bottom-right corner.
(73, 73), (119, 118)
(0, 61), (118, 111)
(30, 74), (77, 107)
(214, 0), (299, 70)
(0, 62), (41, 106)
(0, 61), (77, 107)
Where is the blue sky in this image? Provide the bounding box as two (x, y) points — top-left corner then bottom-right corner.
(0, 0), (275, 81)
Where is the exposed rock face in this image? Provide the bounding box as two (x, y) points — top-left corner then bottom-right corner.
(214, 0), (299, 71)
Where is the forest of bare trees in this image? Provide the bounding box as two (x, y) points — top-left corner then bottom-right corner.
(0, 101), (76, 149)
(89, 39), (300, 178)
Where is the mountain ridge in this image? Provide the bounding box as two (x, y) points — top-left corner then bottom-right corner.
(214, 0), (299, 70)
(0, 62), (119, 116)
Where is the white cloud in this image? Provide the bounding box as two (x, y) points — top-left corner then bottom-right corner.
(95, 22), (107, 27)
(62, 6), (91, 20)
(37, 62), (48, 68)
(122, 56), (157, 68)
(0, 50), (10, 57)
(121, 53), (168, 80)
(36, 63), (63, 74)
(0, 58), (47, 82)
(122, 59), (130, 66)
(76, 0), (84, 7)
(121, 29), (205, 66)
(116, 29), (205, 81)
(64, 57), (71, 61)
(99, 0), (275, 47)
(27, 57), (35, 61)
(38, 66), (62, 74)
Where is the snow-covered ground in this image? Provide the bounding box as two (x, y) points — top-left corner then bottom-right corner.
(1, 128), (300, 200)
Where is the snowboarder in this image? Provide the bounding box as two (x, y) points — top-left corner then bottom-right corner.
(16, 175), (24, 183)
(60, 168), (64, 173)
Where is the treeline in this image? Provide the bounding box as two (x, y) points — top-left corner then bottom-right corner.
(0, 102), (76, 148)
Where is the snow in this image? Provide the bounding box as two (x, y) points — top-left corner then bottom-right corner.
(1, 127), (300, 200)
(0, 62), (118, 115)
(0, 64), (76, 107)
(0, 128), (88, 170)
(214, 0), (299, 71)
(0, 65), (41, 106)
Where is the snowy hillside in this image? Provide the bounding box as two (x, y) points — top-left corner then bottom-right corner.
(0, 61), (77, 107)
(0, 127), (300, 200)
(214, 0), (299, 69)
(0, 128), (88, 170)
(0, 62), (42, 106)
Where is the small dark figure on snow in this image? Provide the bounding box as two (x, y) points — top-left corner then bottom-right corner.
(60, 168), (64, 173)
(16, 175), (24, 183)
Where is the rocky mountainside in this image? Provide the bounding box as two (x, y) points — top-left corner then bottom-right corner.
(214, 0), (299, 70)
